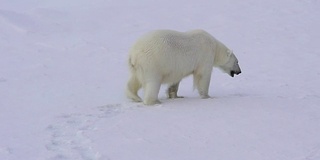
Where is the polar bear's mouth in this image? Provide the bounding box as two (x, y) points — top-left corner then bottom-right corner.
(230, 70), (241, 77)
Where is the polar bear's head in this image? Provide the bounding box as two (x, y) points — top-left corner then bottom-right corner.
(219, 50), (241, 77)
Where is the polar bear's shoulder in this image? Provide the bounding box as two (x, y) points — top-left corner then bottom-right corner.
(186, 29), (209, 34)
(142, 30), (181, 38)
(143, 29), (209, 37)
(185, 29), (212, 37)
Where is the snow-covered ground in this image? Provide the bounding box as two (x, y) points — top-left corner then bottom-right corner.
(1, 0), (320, 159)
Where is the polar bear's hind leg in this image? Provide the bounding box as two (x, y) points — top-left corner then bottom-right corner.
(126, 74), (142, 102)
(143, 78), (162, 105)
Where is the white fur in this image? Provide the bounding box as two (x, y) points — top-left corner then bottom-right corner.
(126, 29), (241, 105)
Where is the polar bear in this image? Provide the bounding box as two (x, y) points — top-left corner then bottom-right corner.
(126, 29), (241, 105)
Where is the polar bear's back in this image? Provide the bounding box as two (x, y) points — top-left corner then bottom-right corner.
(129, 30), (216, 83)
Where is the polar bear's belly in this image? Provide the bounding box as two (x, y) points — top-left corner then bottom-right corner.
(160, 68), (194, 84)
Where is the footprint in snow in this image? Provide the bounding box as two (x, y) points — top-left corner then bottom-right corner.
(45, 103), (139, 160)
(45, 114), (101, 160)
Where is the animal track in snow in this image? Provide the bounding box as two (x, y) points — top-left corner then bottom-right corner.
(304, 145), (320, 160)
(46, 114), (100, 160)
(45, 103), (133, 160)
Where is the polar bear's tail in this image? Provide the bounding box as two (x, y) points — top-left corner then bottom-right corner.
(128, 57), (134, 71)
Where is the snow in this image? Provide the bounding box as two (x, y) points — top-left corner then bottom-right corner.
(1, 0), (320, 160)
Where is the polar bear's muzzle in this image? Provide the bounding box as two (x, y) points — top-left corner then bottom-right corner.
(229, 60), (241, 77)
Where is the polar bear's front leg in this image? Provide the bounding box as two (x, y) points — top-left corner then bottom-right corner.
(143, 80), (161, 105)
(194, 72), (212, 99)
(167, 82), (184, 99)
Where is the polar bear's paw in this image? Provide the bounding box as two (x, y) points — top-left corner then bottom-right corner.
(200, 95), (211, 99)
(168, 93), (184, 99)
(126, 90), (142, 102)
(143, 99), (161, 105)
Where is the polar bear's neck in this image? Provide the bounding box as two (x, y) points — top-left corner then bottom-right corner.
(213, 40), (230, 67)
